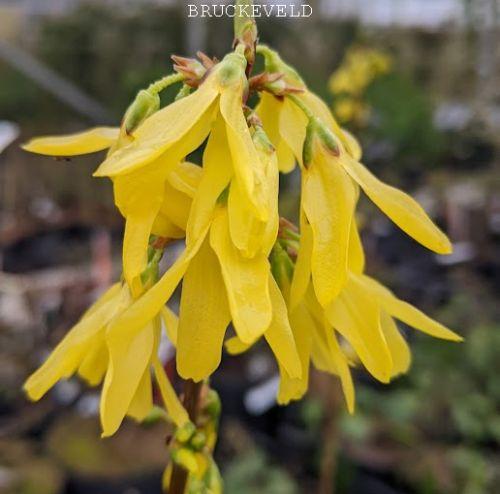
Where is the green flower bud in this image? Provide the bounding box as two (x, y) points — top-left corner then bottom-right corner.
(190, 431), (207, 451)
(123, 89), (160, 134)
(171, 447), (199, 474)
(204, 389), (221, 419)
(175, 421), (196, 444)
(218, 52), (247, 87)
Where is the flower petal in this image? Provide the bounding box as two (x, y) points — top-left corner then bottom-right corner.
(186, 115), (232, 245)
(264, 276), (302, 379)
(348, 218), (365, 275)
(220, 79), (268, 220)
(325, 274), (393, 383)
(210, 208), (272, 344)
(77, 335), (108, 386)
(167, 161), (202, 199)
(361, 275), (463, 341)
(127, 368), (153, 422)
(22, 127), (119, 156)
(113, 162), (171, 295)
(101, 316), (156, 437)
(24, 287), (123, 401)
(161, 306), (179, 347)
(105, 228), (209, 343)
(95, 77), (219, 177)
(279, 97), (307, 167)
(227, 134), (279, 257)
(152, 357), (189, 427)
(380, 310), (411, 377)
(277, 303), (312, 404)
(289, 214), (313, 310)
(256, 93), (295, 173)
(340, 155), (452, 254)
(303, 151), (356, 307)
(177, 238), (231, 381)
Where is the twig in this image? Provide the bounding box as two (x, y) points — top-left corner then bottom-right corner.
(167, 379), (204, 494)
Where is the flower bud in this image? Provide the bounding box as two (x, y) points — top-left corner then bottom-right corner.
(190, 431), (207, 451)
(302, 117), (340, 168)
(217, 52), (247, 87)
(171, 447), (199, 474)
(204, 389), (221, 419)
(175, 421), (196, 443)
(123, 89), (160, 134)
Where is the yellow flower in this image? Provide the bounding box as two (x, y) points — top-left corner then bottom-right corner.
(226, 242), (355, 413)
(102, 113), (299, 384)
(227, 215), (461, 413)
(22, 128), (201, 297)
(24, 283), (189, 437)
(256, 45), (451, 308)
(94, 51), (269, 222)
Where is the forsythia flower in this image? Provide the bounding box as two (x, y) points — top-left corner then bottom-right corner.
(21, 29), (461, 447)
(104, 110), (300, 384)
(23, 125), (202, 296)
(23, 281), (189, 436)
(256, 45), (451, 309)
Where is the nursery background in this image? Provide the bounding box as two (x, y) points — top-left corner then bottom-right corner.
(0, 0), (499, 493)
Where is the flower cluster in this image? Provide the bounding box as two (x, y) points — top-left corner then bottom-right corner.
(22, 38), (461, 445)
(328, 46), (392, 125)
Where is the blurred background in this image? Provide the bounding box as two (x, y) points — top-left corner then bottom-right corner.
(0, 0), (499, 493)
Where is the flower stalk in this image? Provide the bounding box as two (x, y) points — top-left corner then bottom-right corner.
(167, 379), (204, 494)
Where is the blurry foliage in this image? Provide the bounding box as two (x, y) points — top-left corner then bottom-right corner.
(37, 4), (185, 117)
(339, 312), (500, 494)
(223, 448), (298, 494)
(365, 72), (445, 170)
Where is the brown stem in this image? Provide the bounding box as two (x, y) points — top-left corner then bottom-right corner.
(166, 379), (204, 494)
(312, 370), (342, 494)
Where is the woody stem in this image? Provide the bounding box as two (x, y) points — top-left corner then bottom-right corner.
(167, 379), (204, 494)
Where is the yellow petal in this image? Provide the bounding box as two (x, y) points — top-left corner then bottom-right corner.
(95, 76), (219, 177)
(101, 316), (156, 437)
(210, 208), (272, 344)
(24, 289), (123, 400)
(22, 127), (119, 156)
(279, 97), (307, 167)
(224, 336), (251, 355)
(167, 161), (202, 199)
(81, 283), (122, 319)
(151, 213), (185, 239)
(186, 115), (232, 245)
(127, 368), (153, 422)
(220, 79), (268, 220)
(361, 275), (463, 341)
(113, 161), (173, 294)
(340, 128), (362, 161)
(177, 238), (231, 381)
(160, 180), (193, 231)
(325, 274), (393, 383)
(348, 218), (365, 275)
(264, 276), (302, 379)
(304, 291), (355, 413)
(277, 304), (312, 404)
(227, 136), (279, 257)
(380, 311), (411, 377)
(105, 228), (209, 346)
(340, 155), (452, 254)
(303, 150), (357, 306)
(161, 306), (179, 347)
(289, 214), (313, 310)
(77, 335), (108, 386)
(327, 327), (356, 414)
(152, 357), (189, 427)
(256, 93), (295, 173)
